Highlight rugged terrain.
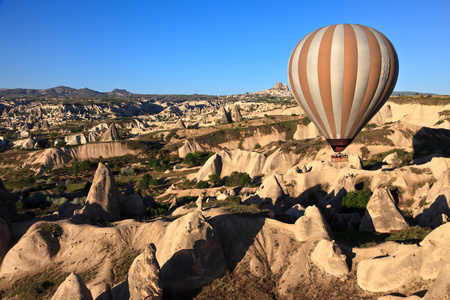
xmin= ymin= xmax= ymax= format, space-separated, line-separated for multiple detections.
xmin=0 ymin=84 xmax=449 ymax=299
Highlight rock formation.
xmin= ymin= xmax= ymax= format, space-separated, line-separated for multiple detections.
xmin=0 ymin=178 xmax=17 ymax=219
xmin=294 ymin=205 xmax=333 ymax=242
xmin=414 ymin=169 xmax=450 ymax=228
xmin=230 ymin=104 xmax=242 ymax=123
xmin=157 ymin=211 xmax=226 ymax=292
xmin=0 ymin=222 xmax=60 ymax=276
xmin=359 ymin=188 xmax=409 ymax=233
xmin=217 ymin=106 xmax=231 ymax=124
xmin=51 ymin=272 xmax=93 ymax=300
xmin=175 ymin=119 xmax=186 ymax=129
xmin=100 ymin=123 xmax=120 ymax=142
xmin=77 ymin=162 xmax=123 ymax=221
xmin=311 ymin=239 xmax=349 ymax=277
xmin=127 ymin=243 xmax=163 ymax=300
xmin=178 ymin=139 xmax=205 ymax=158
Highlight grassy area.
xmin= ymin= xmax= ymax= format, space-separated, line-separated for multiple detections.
xmin=334 ymin=226 xmax=432 ymax=248
xmin=1 ymin=263 xmax=69 ymax=300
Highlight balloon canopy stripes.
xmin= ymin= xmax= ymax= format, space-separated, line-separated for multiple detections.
xmin=288 ymin=24 xmax=399 ymax=152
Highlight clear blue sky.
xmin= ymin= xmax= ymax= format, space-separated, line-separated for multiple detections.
xmin=0 ymin=0 xmax=449 ymax=95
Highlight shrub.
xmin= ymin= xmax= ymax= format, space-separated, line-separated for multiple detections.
xmin=16 ymin=200 xmax=25 ymax=211
xmin=341 ymin=190 xmax=372 ymax=214
xmin=148 ymin=177 xmax=159 ymax=186
xmin=72 ymin=197 xmax=86 ymax=206
xmin=225 ymin=171 xmax=252 ymax=187
xmin=120 ymin=167 xmax=136 ymax=176
xmin=254 ymin=143 xmax=261 ymax=149
xmin=208 ymin=174 xmax=224 ymax=187
xmin=196 ymin=180 xmax=209 ymax=189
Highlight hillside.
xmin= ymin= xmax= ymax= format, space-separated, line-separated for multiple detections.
xmin=0 ymin=84 xmax=449 ymax=299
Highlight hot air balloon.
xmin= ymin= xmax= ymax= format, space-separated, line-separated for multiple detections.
xmin=288 ymin=24 xmax=399 ymax=153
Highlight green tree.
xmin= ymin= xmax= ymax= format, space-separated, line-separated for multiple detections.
xmin=196 ymin=180 xmax=209 ymax=189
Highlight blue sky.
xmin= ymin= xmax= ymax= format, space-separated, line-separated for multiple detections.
xmin=0 ymin=0 xmax=449 ymax=95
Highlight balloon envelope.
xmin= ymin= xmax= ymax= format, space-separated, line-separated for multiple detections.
xmin=288 ymin=24 xmax=399 ymax=152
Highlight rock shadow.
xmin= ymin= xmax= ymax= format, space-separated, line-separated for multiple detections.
xmin=416 ymin=194 xmax=449 ymax=227
xmin=412 ymin=127 xmax=450 ymax=163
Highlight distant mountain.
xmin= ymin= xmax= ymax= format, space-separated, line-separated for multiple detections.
xmin=0 ymin=86 xmax=134 ymax=99
xmin=392 ymin=91 xmax=437 ymax=96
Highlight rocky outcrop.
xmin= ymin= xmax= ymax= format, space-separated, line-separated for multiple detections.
xmin=294 ymin=206 xmax=333 ymax=242
xmin=0 ymin=222 xmax=60 ymax=276
xmin=0 ymin=178 xmax=17 ymax=220
xmin=100 ymin=123 xmax=120 ymax=142
xmin=359 ymin=188 xmax=409 ymax=233
xmin=175 ymin=119 xmax=186 ymax=129
xmin=414 ymin=170 xmax=450 ymax=228
xmin=357 ymin=244 xmax=423 ymax=293
xmin=193 ymin=149 xmax=266 ymax=181
xmin=77 ymin=162 xmax=123 ymax=221
xmin=157 ymin=211 xmax=226 ymax=292
xmin=311 ymin=239 xmax=349 ymax=277
xmin=262 ymin=149 xmax=299 ymax=175
xmin=230 ymin=105 xmax=242 ymax=123
xmin=51 ymin=272 xmax=93 ymax=300
xmin=357 ymin=222 xmax=450 ymax=294
xmin=284 ymin=204 xmax=306 ymax=221
xmin=217 ymin=107 xmax=231 ymax=124
xmin=127 ymin=243 xmax=163 ymax=300
xmin=178 ymin=140 xmax=205 ymax=158
xmin=30 ymin=142 xmax=140 ymax=168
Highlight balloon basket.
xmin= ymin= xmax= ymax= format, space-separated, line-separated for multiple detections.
xmin=331 ymin=153 xmax=348 ymax=163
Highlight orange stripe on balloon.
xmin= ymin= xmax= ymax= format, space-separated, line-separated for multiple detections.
xmin=298 ymin=29 xmax=329 ymax=137
xmin=347 ymin=26 xmax=381 ymax=138
xmin=341 ymin=24 xmax=358 ymax=139
xmin=367 ymin=32 xmax=399 ymax=121
xmin=318 ymin=25 xmax=337 ymax=138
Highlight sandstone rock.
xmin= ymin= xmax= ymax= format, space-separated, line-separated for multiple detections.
xmin=100 ymin=123 xmax=120 ymax=142
xmin=122 ymin=194 xmax=146 ymax=217
xmin=218 ymin=106 xmax=230 ymax=124
xmin=423 ymin=263 xmax=450 ymax=300
xmin=230 ymin=104 xmax=242 ymax=123
xmin=78 ymin=162 xmax=123 ymax=221
xmin=178 ymin=140 xmax=205 ymax=158
xmin=294 ymin=206 xmax=333 ymax=242
xmin=175 ymin=119 xmax=186 ymax=129
xmin=219 ymin=149 xmax=266 ymax=178
xmin=360 ymin=189 xmax=409 ymax=233
xmin=0 ymin=216 xmax=10 ymax=265
xmin=382 ymin=152 xmax=400 ymax=165
xmin=357 ymin=244 xmax=423 ymax=293
xmin=284 ymin=204 xmax=306 ymax=221
xmin=262 ymin=149 xmax=299 ymax=175
xmin=51 ymin=272 xmax=93 ymax=300
xmin=127 ymin=243 xmax=163 ymax=300
xmin=311 ymin=239 xmax=349 ymax=277
xmin=195 ymin=154 xmax=222 ymax=182
xmin=0 ymin=178 xmax=17 ymax=219
xmin=415 ymin=170 xmax=450 ymax=228
xmin=256 ymin=175 xmax=284 ymax=203
xmin=56 ymin=201 xmax=82 ymax=218
xmin=419 ymin=222 xmax=450 ymax=280
xmin=157 ymin=211 xmax=226 ymax=292
xmin=0 ymin=223 xmax=60 ymax=275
